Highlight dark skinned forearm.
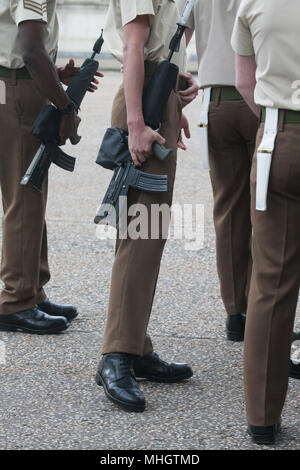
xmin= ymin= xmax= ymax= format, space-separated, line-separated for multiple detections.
xmin=19 ymin=20 xmax=69 ymax=109
xmin=23 ymin=47 xmax=69 ymax=109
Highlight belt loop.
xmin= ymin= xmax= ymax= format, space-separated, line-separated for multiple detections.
xmin=11 ymin=70 xmax=17 ymax=86
xmin=278 ymin=109 xmax=285 ymax=132
xmin=214 ymin=87 xmax=221 ymax=106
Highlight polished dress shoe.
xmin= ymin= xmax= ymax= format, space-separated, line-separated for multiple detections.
xmin=290 ymin=360 xmax=300 ymax=379
xmin=226 ymin=312 xmax=246 ymax=342
xmin=248 ymin=422 xmax=281 ymax=445
xmin=0 ymin=308 xmax=69 ymax=334
xmin=95 ymin=353 xmax=146 ymax=412
xmin=133 ymin=352 xmax=193 ymax=383
xmin=38 ymin=298 xmax=78 ymax=321
xmin=290 ymin=334 xmax=300 ymax=379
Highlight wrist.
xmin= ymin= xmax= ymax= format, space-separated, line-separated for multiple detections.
xmin=57 ymin=99 xmax=76 ymax=115
xmin=56 ymin=66 xmax=63 ymax=82
xmin=127 ymin=115 xmax=145 ymax=130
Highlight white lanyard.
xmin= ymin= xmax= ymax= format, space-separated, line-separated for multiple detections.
xmin=198 ymin=87 xmax=211 ymax=170
xmin=256 ymin=108 xmax=279 ymax=211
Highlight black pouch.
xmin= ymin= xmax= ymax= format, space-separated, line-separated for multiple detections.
xmin=31 ymin=104 xmax=60 ymax=143
xmin=96 ymin=127 xmax=131 ymax=170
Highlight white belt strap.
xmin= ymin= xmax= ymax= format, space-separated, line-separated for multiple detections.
xmin=256 ymin=108 xmax=279 ymax=211
xmin=198 ymin=87 xmax=211 ymax=170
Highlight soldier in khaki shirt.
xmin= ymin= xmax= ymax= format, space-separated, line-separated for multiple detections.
xmin=231 ymin=0 xmax=300 ymax=445
xmin=0 ymin=1 xmax=100 ymax=333
xmin=95 ymin=0 xmax=199 ymax=413
xmin=176 ymin=0 xmax=259 ymax=341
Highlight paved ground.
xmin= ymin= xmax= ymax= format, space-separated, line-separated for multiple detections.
xmin=0 ymin=71 xmax=299 ymax=450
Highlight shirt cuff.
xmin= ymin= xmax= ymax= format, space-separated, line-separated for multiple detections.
xmin=120 ymin=0 xmax=155 ymax=27
xmin=231 ymin=22 xmax=254 ymax=56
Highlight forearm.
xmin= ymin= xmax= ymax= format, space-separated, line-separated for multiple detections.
xmin=23 ymin=47 xmax=69 ymax=109
xmin=238 ymin=84 xmax=260 ymax=118
xmin=123 ymin=43 xmax=145 ymax=129
xmin=184 ymin=27 xmax=193 ymax=46
xmin=235 ymin=53 xmax=260 ymax=118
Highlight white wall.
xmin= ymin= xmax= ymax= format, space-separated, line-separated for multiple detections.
xmin=56 ymin=0 xmax=197 ymax=71
xmin=57 ymin=2 xmax=109 ymax=56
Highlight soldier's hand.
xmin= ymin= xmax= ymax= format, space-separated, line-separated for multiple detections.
xmin=59 ymin=112 xmax=80 ymax=146
xmin=128 ymin=122 xmax=165 ymax=166
xmin=179 ymin=72 xmax=200 ymax=107
xmin=58 ymin=59 xmax=104 ymax=92
xmin=178 ymin=113 xmax=190 ymax=151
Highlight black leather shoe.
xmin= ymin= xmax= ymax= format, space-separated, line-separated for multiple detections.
xmin=95 ymin=353 xmax=146 ymax=412
xmin=226 ymin=313 xmax=246 ymax=342
xmin=290 ymin=360 xmax=300 ymax=379
xmin=133 ymin=352 xmax=193 ymax=383
xmin=38 ymin=298 xmax=78 ymax=321
xmin=0 ymin=308 xmax=69 ymax=334
xmin=248 ymin=422 xmax=281 ymax=445
xmin=290 ymin=333 xmax=300 ymax=379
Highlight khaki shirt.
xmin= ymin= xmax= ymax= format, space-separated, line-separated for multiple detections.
xmin=176 ymin=0 xmax=241 ymax=88
xmin=231 ymin=0 xmax=300 ymax=111
xmin=104 ymin=0 xmax=186 ymax=73
xmin=0 ymin=0 xmax=59 ymax=69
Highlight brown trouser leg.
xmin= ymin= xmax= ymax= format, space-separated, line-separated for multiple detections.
xmin=245 ymin=122 xmax=300 ymax=426
xmin=208 ymin=99 xmax=259 ymax=315
xmin=0 ymin=77 xmax=50 ymax=315
xmin=102 ymin=84 xmax=182 ymax=356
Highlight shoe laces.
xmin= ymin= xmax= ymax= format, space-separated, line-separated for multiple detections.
xmin=116 ymin=357 xmax=136 ymax=384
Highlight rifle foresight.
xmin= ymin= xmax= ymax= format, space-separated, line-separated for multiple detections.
xmin=91 ymin=29 xmax=104 ymax=59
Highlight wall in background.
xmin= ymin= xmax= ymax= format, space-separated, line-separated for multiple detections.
xmin=56 ymin=0 xmax=197 ymax=71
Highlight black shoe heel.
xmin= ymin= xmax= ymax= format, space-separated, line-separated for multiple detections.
xmin=226 ymin=313 xmax=246 ymax=342
xmin=250 ymin=433 xmax=275 ymax=445
xmin=227 ymin=330 xmax=244 ymax=342
xmin=290 ymin=367 xmax=300 ymax=379
xmin=248 ymin=422 xmax=281 ymax=445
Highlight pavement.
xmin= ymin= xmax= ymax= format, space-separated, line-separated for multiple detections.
xmin=0 ymin=71 xmax=299 ymax=451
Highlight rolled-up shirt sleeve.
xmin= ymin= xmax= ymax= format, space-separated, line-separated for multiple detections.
xmin=231 ymin=2 xmax=254 ymax=56
xmin=10 ymin=0 xmax=48 ymax=25
xmin=119 ymin=0 xmax=155 ymax=27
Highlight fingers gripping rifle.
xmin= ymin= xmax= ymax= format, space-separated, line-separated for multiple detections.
xmin=94 ymin=128 xmax=169 ymax=228
xmin=21 ymin=31 xmax=104 ymax=192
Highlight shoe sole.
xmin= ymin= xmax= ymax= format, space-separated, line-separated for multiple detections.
xmin=227 ymin=331 xmax=244 ymax=342
xmin=249 ymin=434 xmax=276 ymax=445
xmin=95 ymin=372 xmax=146 ymax=413
xmin=135 ymin=370 xmax=193 ymax=383
xmin=0 ymin=322 xmax=70 ymax=335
